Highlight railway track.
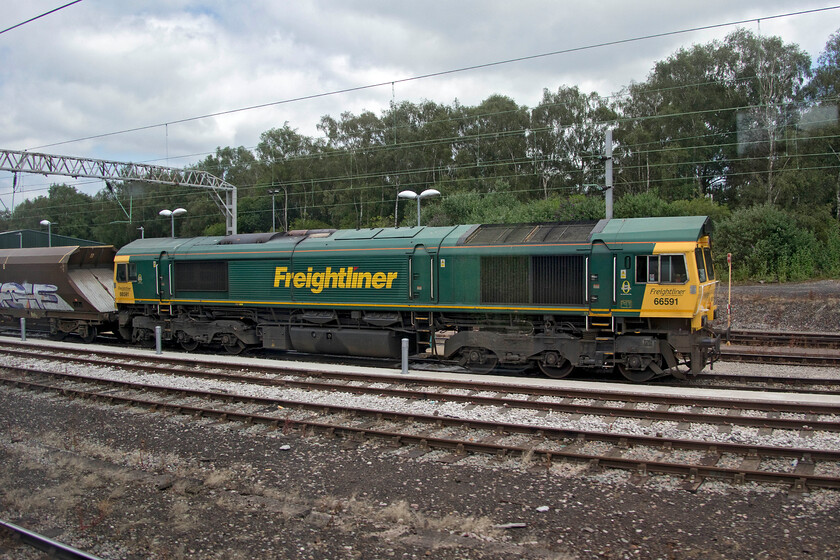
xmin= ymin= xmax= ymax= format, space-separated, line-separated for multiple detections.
xmin=721 ymin=329 xmax=840 ymax=350
xmin=719 ymin=344 xmax=840 ymax=367
xmin=1 ymin=344 xmax=839 ymax=432
xmin=2 ymin=342 xmax=840 ymax=492
xmin=4 ymin=328 xmax=840 ymax=370
xmin=0 ymin=519 xmax=102 ymax=560
xmin=688 ymin=371 xmax=840 ymax=394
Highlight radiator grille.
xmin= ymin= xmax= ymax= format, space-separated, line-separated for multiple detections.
xmin=480 ymin=256 xmax=529 ymax=303
xmin=174 ymin=261 xmax=228 ymax=292
xmin=532 ymin=256 xmax=586 ymax=304
xmin=480 ymin=255 xmax=585 ymax=305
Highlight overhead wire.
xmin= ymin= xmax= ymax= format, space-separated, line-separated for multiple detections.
xmin=0 ymin=0 xmax=83 ymax=36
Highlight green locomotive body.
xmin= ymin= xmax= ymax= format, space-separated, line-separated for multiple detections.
xmin=114 ymin=216 xmax=719 ymax=381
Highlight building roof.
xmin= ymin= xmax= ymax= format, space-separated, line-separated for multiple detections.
xmin=0 ymin=229 xmax=106 ymax=249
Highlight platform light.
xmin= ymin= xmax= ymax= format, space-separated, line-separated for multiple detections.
xmin=159 ymin=208 xmax=187 ymax=237
xmin=39 ymin=219 xmax=51 ymax=247
xmin=398 ymin=189 xmax=440 ymax=226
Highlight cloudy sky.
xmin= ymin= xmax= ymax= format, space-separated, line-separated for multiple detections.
xmin=1 ymin=0 xmax=839 ymax=211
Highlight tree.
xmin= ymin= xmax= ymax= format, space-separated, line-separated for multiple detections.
xmin=11 ymin=184 xmax=96 ymax=240
xmin=617 ymin=30 xmax=811 ymax=207
xmin=804 ymin=30 xmax=840 ymax=219
xmin=530 ymin=86 xmax=616 ymax=198
xmin=256 ymin=124 xmax=322 ymax=231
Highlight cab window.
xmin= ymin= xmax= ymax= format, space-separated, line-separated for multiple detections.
xmin=695 ymin=249 xmax=707 ymax=283
xmin=116 ymin=263 xmax=138 ymax=282
xmin=636 ymin=255 xmax=687 ymax=284
xmin=636 ymin=255 xmax=658 ymax=283
xmin=703 ymin=247 xmax=715 ymax=281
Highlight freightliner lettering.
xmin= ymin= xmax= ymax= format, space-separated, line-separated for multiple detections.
xmin=273 ymin=266 xmax=398 ymax=294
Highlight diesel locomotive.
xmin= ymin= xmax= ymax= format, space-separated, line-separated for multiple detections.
xmin=113 ymin=216 xmax=720 ymax=382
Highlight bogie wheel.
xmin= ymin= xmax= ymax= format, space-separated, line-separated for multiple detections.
xmin=50 ymin=331 xmax=69 ymax=341
xmin=80 ymin=326 xmax=98 ymax=344
xmin=223 ymin=339 xmax=246 ymax=355
xmin=459 ymin=347 xmax=498 ymax=374
xmin=133 ymin=329 xmax=156 ymax=348
xmin=616 ymin=354 xmax=661 ymax=383
xmin=538 ymin=360 xmax=574 ymax=379
xmin=179 ymin=338 xmax=200 ymax=352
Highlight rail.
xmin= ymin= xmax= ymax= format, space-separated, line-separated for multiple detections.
xmin=0 ymin=519 xmax=103 ymax=560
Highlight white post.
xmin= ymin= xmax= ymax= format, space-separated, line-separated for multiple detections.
xmin=155 ymin=326 xmax=162 ymax=354
xmin=401 ymin=338 xmax=409 ymax=374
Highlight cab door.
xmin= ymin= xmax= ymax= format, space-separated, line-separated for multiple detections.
xmin=409 ymin=245 xmax=436 ymax=305
xmin=157 ymin=252 xmax=173 ymax=302
xmin=588 ymin=242 xmax=616 ymax=318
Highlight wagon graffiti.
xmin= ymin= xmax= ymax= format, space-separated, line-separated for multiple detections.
xmin=0 ymin=282 xmax=74 ymax=311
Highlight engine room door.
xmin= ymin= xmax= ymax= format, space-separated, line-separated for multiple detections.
xmin=588 ymin=243 xmax=615 ymax=316
xmin=409 ymin=245 xmax=435 ymax=305
xmin=157 ymin=252 xmax=173 ymax=302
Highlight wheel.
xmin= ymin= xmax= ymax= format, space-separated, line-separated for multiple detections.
xmin=117 ymin=325 xmax=133 ymax=341
xmin=179 ymin=338 xmax=200 ymax=352
xmin=50 ymin=331 xmax=69 ymax=341
xmin=617 ymin=364 xmax=656 ymax=383
xmin=459 ymin=347 xmax=498 ymax=374
xmin=538 ymin=360 xmax=574 ymax=379
xmin=133 ymin=329 xmax=156 ymax=348
xmin=80 ymin=326 xmax=98 ymax=344
xmin=223 ymin=340 xmax=245 ymax=355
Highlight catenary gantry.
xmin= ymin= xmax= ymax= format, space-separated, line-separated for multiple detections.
xmin=0 ymin=149 xmax=237 ymax=235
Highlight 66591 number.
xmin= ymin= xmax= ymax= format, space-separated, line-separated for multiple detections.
xmin=653 ymin=297 xmax=678 ymax=306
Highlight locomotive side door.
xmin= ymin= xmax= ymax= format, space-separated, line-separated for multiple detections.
xmin=157 ymin=252 xmax=173 ymax=302
xmin=408 ymin=245 xmax=436 ymax=305
xmin=588 ymin=242 xmax=615 ymax=319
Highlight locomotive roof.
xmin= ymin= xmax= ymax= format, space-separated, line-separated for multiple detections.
xmin=117 ymin=216 xmax=712 ymax=255
xmin=595 ymin=216 xmax=712 ymax=243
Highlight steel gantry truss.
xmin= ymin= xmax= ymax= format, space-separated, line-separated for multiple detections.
xmin=0 ymin=149 xmax=238 ymax=235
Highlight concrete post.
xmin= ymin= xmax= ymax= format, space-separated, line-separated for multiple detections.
xmin=401 ymin=338 xmax=409 ymax=374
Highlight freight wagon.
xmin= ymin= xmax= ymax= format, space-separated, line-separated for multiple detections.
xmin=0 ymin=245 xmax=118 ymax=341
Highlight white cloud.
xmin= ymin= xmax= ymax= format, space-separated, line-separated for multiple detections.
xmin=1 ymin=0 xmax=838 ymax=210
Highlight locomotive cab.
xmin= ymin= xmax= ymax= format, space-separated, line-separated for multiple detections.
xmin=637 ymin=235 xmax=717 ymax=329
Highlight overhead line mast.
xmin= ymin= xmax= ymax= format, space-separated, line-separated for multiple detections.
xmin=0 ymin=149 xmax=237 ymax=235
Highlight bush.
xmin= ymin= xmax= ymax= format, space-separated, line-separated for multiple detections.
xmin=714 ymin=204 xmax=826 ymax=281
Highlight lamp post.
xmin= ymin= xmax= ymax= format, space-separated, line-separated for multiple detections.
xmin=397 ymin=189 xmax=440 ymax=226
xmin=159 ymin=208 xmax=187 ymax=237
xmin=268 ymin=188 xmax=281 ymax=233
xmin=39 ymin=219 xmax=52 ymax=247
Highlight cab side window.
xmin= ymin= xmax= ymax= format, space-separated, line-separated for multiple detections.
xmin=703 ymin=247 xmax=715 ymax=281
xmin=636 ymin=255 xmax=687 ymax=284
xmin=636 ymin=255 xmax=659 ymax=283
xmin=695 ymin=249 xmax=707 ymax=283
xmin=662 ymin=255 xmax=687 ymax=283
xmin=116 ymin=263 xmax=138 ymax=282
